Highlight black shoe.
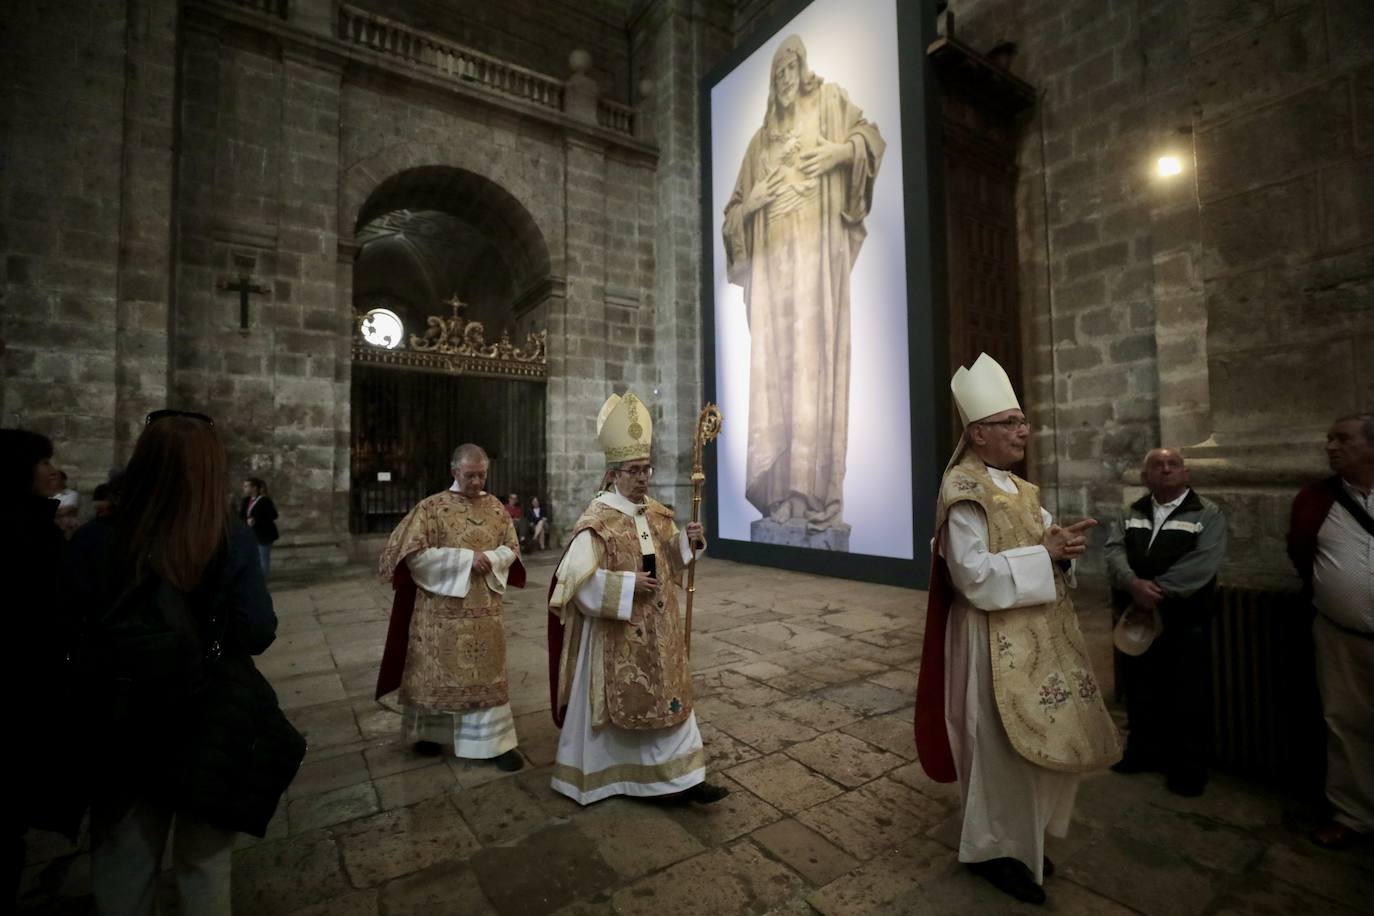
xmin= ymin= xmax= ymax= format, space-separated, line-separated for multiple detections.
xmin=493 ymin=749 xmax=525 ymax=772
xmin=968 ymin=858 xmax=1046 ymax=905
xmin=413 ymin=741 xmax=443 ymax=756
xmin=684 ymin=782 xmax=730 ymax=804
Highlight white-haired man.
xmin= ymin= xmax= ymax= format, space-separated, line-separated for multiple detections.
xmin=915 ymin=353 xmax=1121 ymax=905
xmin=376 ymin=443 xmax=526 ymax=771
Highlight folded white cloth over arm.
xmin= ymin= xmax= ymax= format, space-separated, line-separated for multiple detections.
xmin=406 ymin=547 xmax=476 ymax=598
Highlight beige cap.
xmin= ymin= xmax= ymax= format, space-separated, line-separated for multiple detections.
xmin=597 ymin=391 xmax=653 ymax=463
xmin=950 ymin=353 xmax=1021 ymax=426
xmin=1113 ymin=605 xmax=1162 ymax=657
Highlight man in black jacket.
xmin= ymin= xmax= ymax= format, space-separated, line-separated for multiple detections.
xmin=1104 ymin=448 xmax=1228 ymax=796
xmin=239 ymin=477 xmax=279 ymax=576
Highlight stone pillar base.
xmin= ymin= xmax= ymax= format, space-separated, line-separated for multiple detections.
xmin=750 ymin=519 xmax=851 ymax=552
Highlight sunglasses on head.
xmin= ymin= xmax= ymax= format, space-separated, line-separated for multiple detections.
xmin=145 ymin=409 xmax=215 ymax=428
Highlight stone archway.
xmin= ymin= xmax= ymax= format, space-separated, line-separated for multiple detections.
xmin=347 ymin=166 xmax=553 ymax=537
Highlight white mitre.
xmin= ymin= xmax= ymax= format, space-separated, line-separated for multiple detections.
xmin=950 ymin=352 xmax=1021 ymax=426
xmin=597 ymin=390 xmax=653 ymax=462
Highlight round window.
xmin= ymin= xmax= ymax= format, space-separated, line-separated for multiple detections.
xmin=360 ymin=308 xmax=404 ymax=349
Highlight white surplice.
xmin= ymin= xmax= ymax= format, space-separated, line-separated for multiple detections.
xmin=942 ymin=466 xmax=1079 ymax=885
xmin=399 ymin=484 xmax=520 ymax=759
xmin=550 ymin=494 xmax=706 ymax=805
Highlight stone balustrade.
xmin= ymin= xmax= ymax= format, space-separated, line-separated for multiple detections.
xmin=336 ymin=3 xmax=567 ymax=115
xmin=230 ymin=0 xmax=287 ymax=18
xmin=597 ymin=98 xmax=636 ymax=136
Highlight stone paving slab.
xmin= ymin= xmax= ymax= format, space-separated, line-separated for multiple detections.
xmin=19 ymin=556 xmax=1374 ymax=915
xmin=726 ymin=752 xmax=845 ymax=814
xmin=608 ymin=841 xmax=806 ymax=916
xmin=753 ymin=818 xmax=860 ymax=886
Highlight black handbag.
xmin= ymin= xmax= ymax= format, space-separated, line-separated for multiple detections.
xmin=176 ymin=608 xmax=307 ymax=837
xmin=80 ymin=576 xmax=209 ymax=738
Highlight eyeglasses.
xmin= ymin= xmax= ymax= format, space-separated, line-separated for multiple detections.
xmin=976 ymin=417 xmax=1029 ymax=431
xmin=146 ymin=409 xmax=215 ymax=428
xmin=617 ymin=465 xmax=654 ymax=479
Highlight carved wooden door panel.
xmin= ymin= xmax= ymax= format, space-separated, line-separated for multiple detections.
xmin=931 ymin=36 xmax=1035 ymax=441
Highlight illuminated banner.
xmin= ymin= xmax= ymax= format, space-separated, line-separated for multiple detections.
xmin=701 ymin=0 xmax=946 ymax=586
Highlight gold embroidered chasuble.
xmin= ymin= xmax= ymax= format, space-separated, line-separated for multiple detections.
xmin=550 ymin=495 xmax=693 ymax=730
xmin=937 ymin=452 xmax=1121 ymax=773
xmin=378 ymin=490 xmax=518 ymax=712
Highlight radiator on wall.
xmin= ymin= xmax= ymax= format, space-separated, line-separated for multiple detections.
xmin=1209 ymin=585 xmax=1325 ymax=796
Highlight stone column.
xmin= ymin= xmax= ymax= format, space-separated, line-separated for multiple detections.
xmin=633 ymin=0 xmax=732 ymax=512
xmin=269 ymin=46 xmax=348 ymax=565
xmin=546 ymin=134 xmax=611 ymax=531
xmin=114 ymin=0 xmax=181 ymax=457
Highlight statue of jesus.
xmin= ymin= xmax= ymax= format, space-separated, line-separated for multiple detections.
xmin=723 ymin=35 xmax=885 ymax=543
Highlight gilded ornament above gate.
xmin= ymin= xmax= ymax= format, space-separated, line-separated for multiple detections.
xmin=353 ymin=295 xmax=547 ymax=380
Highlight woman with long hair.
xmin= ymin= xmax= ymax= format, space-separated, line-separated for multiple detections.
xmin=65 ymin=411 xmax=278 ymax=916
xmin=2 ymin=429 xmax=78 ymax=901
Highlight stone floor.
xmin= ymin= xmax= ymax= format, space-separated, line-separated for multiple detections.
xmin=19 ymin=553 xmax=1374 ymax=914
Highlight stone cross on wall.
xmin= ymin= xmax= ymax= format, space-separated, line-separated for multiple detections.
xmin=218 ymin=274 xmax=269 ymax=332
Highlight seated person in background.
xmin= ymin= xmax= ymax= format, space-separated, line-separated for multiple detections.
xmin=505 ymin=492 xmax=531 ymax=550
xmin=529 ymin=497 xmax=550 ymax=551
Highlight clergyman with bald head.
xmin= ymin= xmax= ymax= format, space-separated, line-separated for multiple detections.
xmin=1103 ymin=447 xmax=1228 ymax=796
xmin=722 ymin=35 xmax=885 ymax=540
xmin=375 ymin=442 xmax=527 ymax=772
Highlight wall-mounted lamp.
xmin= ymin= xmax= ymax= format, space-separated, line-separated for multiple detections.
xmin=1157 ymin=155 xmax=1184 ymax=177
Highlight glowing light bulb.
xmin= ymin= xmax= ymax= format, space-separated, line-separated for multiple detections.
xmin=1157 ymin=156 xmax=1183 ymax=177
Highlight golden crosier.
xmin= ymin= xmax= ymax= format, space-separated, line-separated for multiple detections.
xmin=685 ymin=403 xmax=723 ymax=655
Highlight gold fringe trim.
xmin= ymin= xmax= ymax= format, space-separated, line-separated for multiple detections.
xmin=551 ymin=747 xmax=705 ymax=793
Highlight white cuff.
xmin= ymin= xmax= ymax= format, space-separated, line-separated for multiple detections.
xmin=1004 ymin=546 xmax=1058 ymax=606
xmin=573 ymin=568 xmax=635 ymax=620
xmin=484 ymin=545 xmax=517 ymax=593
xmin=406 ymin=547 xmax=475 ymax=598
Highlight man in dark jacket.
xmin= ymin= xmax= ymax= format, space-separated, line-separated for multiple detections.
xmin=1104 ymin=448 xmax=1228 ymax=796
xmin=239 ymin=477 xmax=279 ymax=576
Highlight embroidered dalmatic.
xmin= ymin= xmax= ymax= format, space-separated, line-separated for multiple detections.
xmin=377 ymin=487 xmax=521 ymax=759
xmin=915 ymin=448 xmax=1120 ymax=883
xmin=546 ymin=490 xmax=704 ymax=804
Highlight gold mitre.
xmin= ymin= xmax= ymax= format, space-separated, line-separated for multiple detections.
xmin=597 ymin=390 xmax=653 ymax=462
xmin=951 ymin=352 xmax=1021 ymax=426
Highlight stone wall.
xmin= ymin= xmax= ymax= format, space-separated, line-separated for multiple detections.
xmin=11 ymin=1 xmax=1363 ymax=584
xmin=0 ymin=0 xmax=178 ymax=492
xmin=944 ymin=0 xmax=1374 ymax=587
xmin=1 ymin=0 xmax=676 ymax=562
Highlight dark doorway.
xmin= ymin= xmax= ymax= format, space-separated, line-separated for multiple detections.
xmin=350 ymin=366 xmax=546 ymax=533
